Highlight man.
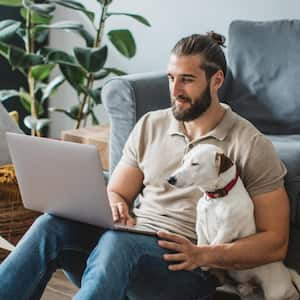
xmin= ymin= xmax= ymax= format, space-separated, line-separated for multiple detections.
xmin=0 ymin=32 xmax=289 ymax=300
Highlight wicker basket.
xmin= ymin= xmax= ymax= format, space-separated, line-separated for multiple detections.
xmin=0 ymin=164 xmax=40 ymax=261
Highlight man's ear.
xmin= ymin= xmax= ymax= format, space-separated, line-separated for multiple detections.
xmin=211 ymin=70 xmax=224 ymax=90
xmin=215 ymin=152 xmax=233 ymax=175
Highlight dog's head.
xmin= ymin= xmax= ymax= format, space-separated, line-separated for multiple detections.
xmin=167 ymin=144 xmax=233 ymax=192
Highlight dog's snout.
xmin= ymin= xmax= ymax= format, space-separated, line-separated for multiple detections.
xmin=167 ymin=176 xmax=177 ymax=185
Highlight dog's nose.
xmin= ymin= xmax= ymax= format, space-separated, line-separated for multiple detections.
xmin=167 ymin=176 xmax=177 ymax=185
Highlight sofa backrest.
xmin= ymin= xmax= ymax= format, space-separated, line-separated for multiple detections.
xmin=227 ymin=20 xmax=300 ymax=134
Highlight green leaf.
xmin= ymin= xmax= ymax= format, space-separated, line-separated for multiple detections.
xmin=90 ymin=88 xmax=102 ymax=104
xmin=59 ymin=64 xmax=85 ymax=91
xmin=93 ymin=69 xmax=109 ymax=80
xmin=97 ymin=0 xmax=113 ymax=5
xmin=91 ymin=110 xmax=100 ymax=125
xmin=19 ymin=91 xmax=31 ymax=112
xmin=46 ymin=50 xmax=77 ymax=66
xmin=24 ymin=116 xmax=49 ymax=130
xmin=0 ymin=0 xmax=22 ymax=6
xmin=107 ymin=29 xmax=136 ymax=58
xmin=37 ymin=22 xmax=95 ymax=47
xmin=23 ymin=0 xmax=56 ymax=17
xmin=42 ymin=75 xmax=65 ymax=102
xmin=36 ymin=118 xmax=50 ymax=131
xmin=74 ymin=46 xmax=107 ymax=73
xmin=0 ymin=42 xmax=9 ymax=59
xmin=34 ymin=29 xmax=49 ymax=45
xmin=24 ymin=115 xmax=37 ymax=129
xmin=52 ymin=0 xmax=95 ymax=23
xmin=106 ymin=13 xmax=151 ymax=27
xmin=9 ymin=47 xmax=44 ymax=69
xmin=104 ymin=67 xmax=127 ymax=76
xmin=20 ymin=8 xmax=53 ymax=24
xmin=93 ymin=67 xmax=126 ymax=80
xmin=0 ymin=20 xmax=21 ymax=42
xmin=0 ymin=89 xmax=19 ymax=102
xmin=31 ymin=64 xmax=55 ymax=81
xmin=50 ymin=104 xmax=81 ymax=120
xmin=81 ymin=87 xmax=101 ymax=104
xmin=19 ymin=91 xmax=44 ymax=115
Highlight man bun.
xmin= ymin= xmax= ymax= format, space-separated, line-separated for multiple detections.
xmin=207 ymin=31 xmax=226 ymax=48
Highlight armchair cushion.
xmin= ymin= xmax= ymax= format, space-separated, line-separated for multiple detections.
xmin=227 ymin=20 xmax=300 ymax=134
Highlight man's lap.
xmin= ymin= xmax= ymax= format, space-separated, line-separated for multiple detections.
xmin=38 ymin=214 xmax=217 ymax=299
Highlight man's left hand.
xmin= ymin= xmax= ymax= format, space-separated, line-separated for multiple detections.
xmin=157 ymin=231 xmax=208 ymax=271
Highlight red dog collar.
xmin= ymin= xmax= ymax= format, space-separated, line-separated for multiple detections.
xmin=205 ymin=166 xmax=239 ymax=199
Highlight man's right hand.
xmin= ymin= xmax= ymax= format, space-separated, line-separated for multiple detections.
xmin=110 ymin=200 xmax=136 ymax=226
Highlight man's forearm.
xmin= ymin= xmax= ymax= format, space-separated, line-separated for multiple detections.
xmin=202 ymin=231 xmax=287 ymax=270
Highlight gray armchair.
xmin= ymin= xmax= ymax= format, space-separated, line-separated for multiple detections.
xmin=102 ymin=20 xmax=300 ymax=299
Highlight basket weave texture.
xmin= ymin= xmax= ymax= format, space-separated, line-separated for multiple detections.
xmin=0 ymin=164 xmax=40 ymax=261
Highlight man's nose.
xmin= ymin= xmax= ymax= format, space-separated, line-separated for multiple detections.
xmin=170 ymin=80 xmax=183 ymax=98
xmin=167 ymin=176 xmax=177 ymax=185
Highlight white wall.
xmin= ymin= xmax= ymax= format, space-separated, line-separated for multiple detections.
xmin=49 ymin=0 xmax=300 ymax=137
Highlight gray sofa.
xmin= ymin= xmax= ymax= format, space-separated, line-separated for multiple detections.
xmin=102 ymin=19 xmax=300 ymax=299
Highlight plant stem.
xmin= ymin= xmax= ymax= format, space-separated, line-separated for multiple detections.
xmin=75 ymin=3 xmax=108 ymax=129
xmin=26 ymin=7 xmax=39 ymax=136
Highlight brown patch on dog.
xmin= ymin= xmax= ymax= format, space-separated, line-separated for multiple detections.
xmin=215 ymin=152 xmax=233 ymax=175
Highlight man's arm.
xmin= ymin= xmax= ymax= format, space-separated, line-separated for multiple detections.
xmin=107 ymin=162 xmax=144 ymax=225
xmin=158 ymin=186 xmax=290 ymax=271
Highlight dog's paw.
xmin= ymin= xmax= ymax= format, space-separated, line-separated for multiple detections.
xmin=237 ymin=283 xmax=255 ymax=296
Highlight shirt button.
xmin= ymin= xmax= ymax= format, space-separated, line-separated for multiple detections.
xmin=188 ymin=144 xmax=194 ymax=149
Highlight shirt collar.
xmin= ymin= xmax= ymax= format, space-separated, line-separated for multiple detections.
xmin=167 ymin=103 xmax=237 ymax=141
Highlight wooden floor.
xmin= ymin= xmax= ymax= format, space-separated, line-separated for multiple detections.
xmin=41 ymin=270 xmax=78 ymax=300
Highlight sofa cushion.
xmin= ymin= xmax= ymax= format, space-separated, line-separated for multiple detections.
xmin=227 ymin=20 xmax=300 ymax=134
xmin=0 ymin=103 xmax=23 ymax=166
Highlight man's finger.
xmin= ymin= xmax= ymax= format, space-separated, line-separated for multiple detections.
xmin=117 ymin=202 xmax=128 ymax=219
xmin=158 ymin=240 xmax=182 ymax=252
xmin=111 ymin=205 xmax=120 ymax=222
xmin=163 ymin=253 xmax=186 ymax=262
xmin=168 ymin=261 xmax=189 ymax=271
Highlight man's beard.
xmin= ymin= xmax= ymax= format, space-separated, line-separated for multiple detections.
xmin=171 ymin=83 xmax=212 ymax=122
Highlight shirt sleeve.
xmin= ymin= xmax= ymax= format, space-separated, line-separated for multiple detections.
xmin=242 ymin=134 xmax=287 ymax=198
xmin=119 ymin=114 xmax=148 ymax=168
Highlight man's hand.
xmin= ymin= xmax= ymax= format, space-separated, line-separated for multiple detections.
xmin=110 ymin=200 xmax=136 ymax=226
xmin=157 ymin=231 xmax=208 ymax=271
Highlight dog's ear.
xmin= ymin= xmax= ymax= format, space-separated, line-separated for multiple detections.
xmin=215 ymin=152 xmax=233 ymax=175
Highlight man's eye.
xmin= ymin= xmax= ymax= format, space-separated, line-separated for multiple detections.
xmin=182 ymin=78 xmax=193 ymax=83
xmin=191 ymin=162 xmax=199 ymax=166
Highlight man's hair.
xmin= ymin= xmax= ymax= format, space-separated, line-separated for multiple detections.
xmin=171 ymin=31 xmax=227 ymax=80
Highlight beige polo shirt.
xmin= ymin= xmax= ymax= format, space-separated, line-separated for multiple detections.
xmin=120 ymin=104 xmax=287 ymax=240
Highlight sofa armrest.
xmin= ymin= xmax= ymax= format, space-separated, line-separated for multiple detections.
xmin=101 ymin=72 xmax=170 ymax=175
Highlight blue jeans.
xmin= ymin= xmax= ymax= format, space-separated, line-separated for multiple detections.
xmin=0 ymin=214 xmax=216 ymax=300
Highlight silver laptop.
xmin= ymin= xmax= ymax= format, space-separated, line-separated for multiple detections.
xmin=6 ymin=132 xmax=156 ymax=236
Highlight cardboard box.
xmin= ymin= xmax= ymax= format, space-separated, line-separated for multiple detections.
xmin=61 ymin=125 xmax=110 ymax=170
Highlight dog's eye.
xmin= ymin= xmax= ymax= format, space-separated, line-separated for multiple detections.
xmin=191 ymin=162 xmax=199 ymax=166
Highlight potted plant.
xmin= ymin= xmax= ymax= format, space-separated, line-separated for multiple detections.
xmin=0 ymin=0 xmax=61 ymax=136
xmin=47 ymin=0 xmax=151 ymax=129
xmin=0 ymin=0 xmax=151 ymax=135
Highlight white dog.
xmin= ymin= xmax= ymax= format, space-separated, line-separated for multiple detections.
xmin=167 ymin=144 xmax=300 ymax=300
